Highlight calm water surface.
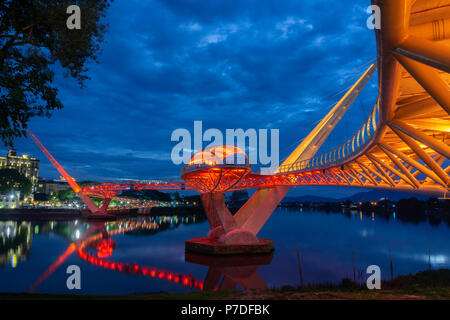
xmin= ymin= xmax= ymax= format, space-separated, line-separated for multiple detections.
xmin=1 ymin=208 xmax=449 ymax=294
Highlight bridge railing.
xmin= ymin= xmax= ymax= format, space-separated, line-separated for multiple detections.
xmin=119 ymin=179 xmax=185 ymax=185
xmin=276 ymin=100 xmax=379 ymax=174
xmin=81 ymin=179 xmax=187 ymax=192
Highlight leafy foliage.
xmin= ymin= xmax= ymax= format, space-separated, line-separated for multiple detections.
xmin=57 ymin=187 xmax=74 ymax=201
xmin=0 ymin=168 xmax=32 ymax=195
xmin=0 ymin=0 xmax=112 ymax=146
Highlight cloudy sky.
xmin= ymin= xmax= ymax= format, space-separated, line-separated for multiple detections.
xmin=4 ymin=0 xmax=380 ymax=198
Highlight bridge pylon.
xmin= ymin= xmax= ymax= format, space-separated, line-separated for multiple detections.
xmin=185 ymin=189 xmax=290 ymax=254
xmin=26 ymin=128 xmax=115 ymax=219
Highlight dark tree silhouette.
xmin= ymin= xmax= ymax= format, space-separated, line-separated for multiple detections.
xmin=0 ymin=0 xmax=113 ymax=146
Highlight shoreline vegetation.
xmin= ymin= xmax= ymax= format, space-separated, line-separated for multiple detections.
xmin=1 ymin=269 xmax=449 ymax=300
xmin=278 ymin=197 xmax=450 ymax=225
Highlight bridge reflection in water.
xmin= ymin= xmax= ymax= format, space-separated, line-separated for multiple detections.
xmin=2 ymin=208 xmax=450 ymax=294
xmin=186 ymin=253 xmax=272 ymax=291
xmin=27 ymin=217 xmax=274 ymax=292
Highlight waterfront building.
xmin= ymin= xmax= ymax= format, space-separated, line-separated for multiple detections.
xmin=0 ymin=150 xmax=40 ymax=196
xmin=35 ymin=178 xmax=71 ymax=196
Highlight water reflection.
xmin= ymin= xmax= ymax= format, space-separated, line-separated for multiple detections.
xmin=186 ymin=253 xmax=273 ymax=291
xmin=0 ymin=208 xmax=449 ymax=294
xmin=18 ymin=215 xmax=206 ymax=292
xmin=0 ymin=215 xmax=203 ymax=268
xmin=75 ymin=220 xmax=204 ymax=290
xmin=12 ymin=215 xmax=273 ymax=292
xmin=0 ymin=221 xmax=32 ymax=268
xmin=75 ymin=218 xmax=274 ymax=291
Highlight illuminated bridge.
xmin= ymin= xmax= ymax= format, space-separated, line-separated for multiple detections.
xmin=28 ymin=0 xmax=449 ymax=251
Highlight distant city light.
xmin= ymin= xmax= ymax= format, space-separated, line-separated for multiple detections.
xmin=11 ymin=254 xmax=17 ymax=268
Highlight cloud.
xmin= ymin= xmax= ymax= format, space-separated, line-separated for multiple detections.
xmin=8 ymin=0 xmax=378 ymax=197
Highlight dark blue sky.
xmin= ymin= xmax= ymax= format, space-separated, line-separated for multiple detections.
xmin=4 ymin=0 xmax=380 ymax=198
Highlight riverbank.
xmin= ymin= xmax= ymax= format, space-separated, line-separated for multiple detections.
xmin=0 ymin=208 xmax=82 ymax=221
xmin=1 ymin=269 xmax=449 ymax=300
xmin=0 ymin=206 xmax=205 ymax=221
xmin=218 ymin=268 xmax=450 ymax=300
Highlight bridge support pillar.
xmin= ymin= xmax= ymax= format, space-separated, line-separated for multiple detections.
xmin=81 ymin=195 xmax=118 ymax=219
xmin=200 ymin=193 xmax=225 ymax=239
xmin=99 ymin=198 xmax=113 ymax=213
xmin=186 ymin=188 xmax=289 ymax=255
xmin=199 ymin=193 xmax=259 ymax=245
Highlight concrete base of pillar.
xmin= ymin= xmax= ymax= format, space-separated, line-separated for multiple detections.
xmin=185 ymin=237 xmax=273 ymax=255
xmin=218 ymin=228 xmax=259 ymax=245
xmin=207 ymin=226 xmax=224 ymax=238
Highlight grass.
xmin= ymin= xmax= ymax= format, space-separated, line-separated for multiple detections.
xmin=1 ymin=269 xmax=449 ymax=300
xmin=266 ymin=269 xmax=450 ymax=299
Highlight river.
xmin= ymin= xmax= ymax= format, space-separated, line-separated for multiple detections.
xmin=0 ymin=208 xmax=449 ymax=294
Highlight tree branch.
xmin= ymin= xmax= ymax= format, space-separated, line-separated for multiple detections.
xmin=0 ymin=24 xmax=39 ymax=58
xmin=0 ymin=30 xmax=19 ymax=56
xmin=21 ymin=24 xmax=37 ymax=32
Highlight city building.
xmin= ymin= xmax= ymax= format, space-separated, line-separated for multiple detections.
xmin=36 ymin=178 xmax=71 ymax=196
xmin=0 ymin=149 xmax=40 ymax=194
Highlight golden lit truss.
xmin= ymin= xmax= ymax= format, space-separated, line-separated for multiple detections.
xmin=270 ymin=0 xmax=450 ymax=197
